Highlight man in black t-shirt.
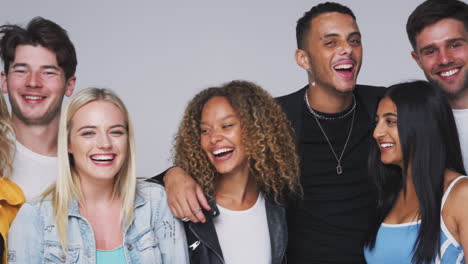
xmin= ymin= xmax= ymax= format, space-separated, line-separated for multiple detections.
xmin=155 ymin=2 xmax=384 ymax=263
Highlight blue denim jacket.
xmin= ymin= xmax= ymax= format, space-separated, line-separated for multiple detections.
xmin=7 ymin=181 xmax=188 ymax=263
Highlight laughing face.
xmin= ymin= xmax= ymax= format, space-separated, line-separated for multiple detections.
xmin=297 ymin=12 xmax=362 ymax=94
xmin=1 ymin=45 xmax=75 ymax=125
xmin=200 ymin=96 xmax=248 ymax=178
xmin=412 ymin=18 xmax=468 ymax=103
xmin=68 ymin=100 xmax=128 ymax=183
xmin=373 ymin=97 xmax=403 ymax=168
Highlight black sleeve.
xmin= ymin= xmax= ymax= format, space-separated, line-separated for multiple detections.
xmin=147 ymin=168 xmax=171 ymax=186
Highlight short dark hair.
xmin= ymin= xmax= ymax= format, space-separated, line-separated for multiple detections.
xmin=296 ymin=2 xmax=356 ymax=49
xmin=366 ymin=81 xmax=466 ymax=264
xmin=0 ymin=17 xmax=77 ymax=80
xmin=406 ymin=0 xmax=468 ymax=50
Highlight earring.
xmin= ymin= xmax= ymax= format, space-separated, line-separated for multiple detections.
xmin=311 ymin=81 xmax=316 ymax=86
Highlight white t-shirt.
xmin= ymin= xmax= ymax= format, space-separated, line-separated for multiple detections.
xmin=10 ymin=140 xmax=57 ymax=201
xmin=454 ymin=109 xmax=468 ymax=172
xmin=214 ymin=192 xmax=271 ymax=264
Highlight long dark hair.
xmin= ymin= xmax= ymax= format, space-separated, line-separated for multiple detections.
xmin=366 ymin=81 xmax=466 ymax=264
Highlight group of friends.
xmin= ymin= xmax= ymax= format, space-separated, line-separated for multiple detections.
xmin=0 ymin=0 xmax=467 ymax=263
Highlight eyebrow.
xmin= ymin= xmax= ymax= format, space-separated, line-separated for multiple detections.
xmin=383 ymin=113 xmax=397 ymax=117
xmin=320 ymin=31 xmax=361 ymax=40
xmin=10 ymin=63 xmax=61 ymax=72
xmin=200 ymin=114 xmax=237 ymax=125
xmin=77 ymin=124 xmax=126 ymax=132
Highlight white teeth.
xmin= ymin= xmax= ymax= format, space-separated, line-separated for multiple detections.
xmin=440 ymin=69 xmax=459 ymax=77
xmin=24 ymin=95 xmax=45 ymax=100
xmin=334 ymin=64 xmax=353 ymax=70
xmin=91 ymin=155 xmax=114 ymax=161
xmin=212 ymin=148 xmax=233 ymax=155
xmin=380 ymin=143 xmax=394 ymax=148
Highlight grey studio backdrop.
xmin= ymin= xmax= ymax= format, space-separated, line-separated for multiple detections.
xmin=0 ymin=0 xmax=430 ymax=177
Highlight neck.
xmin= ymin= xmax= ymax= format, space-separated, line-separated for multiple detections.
xmin=307 ymin=83 xmax=353 ymax=113
xmin=12 ymin=115 xmax=60 ymax=157
xmin=448 ymin=88 xmax=468 ymax=109
xmin=215 ymin=166 xmax=259 ymax=209
xmin=79 ymin=176 xmax=116 ymax=206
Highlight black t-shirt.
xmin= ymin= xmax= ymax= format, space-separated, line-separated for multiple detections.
xmin=286 ymin=95 xmax=375 ymax=264
xmin=0 ymin=234 xmax=4 ymax=264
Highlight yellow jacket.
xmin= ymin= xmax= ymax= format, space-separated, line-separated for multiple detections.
xmin=0 ymin=178 xmax=24 ymax=263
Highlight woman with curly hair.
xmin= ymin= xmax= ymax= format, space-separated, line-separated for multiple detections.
xmin=173 ymin=80 xmax=301 ymax=263
xmin=0 ymin=93 xmax=24 ymax=264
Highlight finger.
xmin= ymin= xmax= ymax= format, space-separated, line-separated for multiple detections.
xmin=179 ymin=192 xmax=200 ymax=223
xmin=196 ymin=185 xmax=211 ymax=211
xmin=188 ymin=193 xmax=205 ymax=223
xmin=169 ymin=204 xmax=183 ymax=219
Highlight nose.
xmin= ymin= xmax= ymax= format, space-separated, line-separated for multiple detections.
xmin=438 ymin=48 xmax=454 ymax=66
xmin=97 ymin=133 xmax=112 ymax=149
xmin=339 ymin=41 xmax=352 ymax=56
xmin=373 ymin=121 xmax=385 ymax=140
xmin=209 ymin=129 xmax=223 ymax=145
xmin=26 ymin=71 xmax=42 ymax=88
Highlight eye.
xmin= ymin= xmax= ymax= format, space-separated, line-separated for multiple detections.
xmin=200 ymin=128 xmax=209 ymax=134
xmin=349 ymin=38 xmax=361 ymax=45
xmin=386 ymin=119 xmax=397 ymax=125
xmin=222 ymin=124 xmax=234 ymax=129
xmin=450 ymin=42 xmax=462 ymax=49
xmin=110 ymin=130 xmax=125 ymax=136
xmin=423 ymin=48 xmax=435 ymax=56
xmin=325 ymin=41 xmax=336 ymax=47
xmin=81 ymin=131 xmax=95 ymax=136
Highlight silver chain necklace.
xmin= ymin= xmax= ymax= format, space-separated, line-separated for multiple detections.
xmin=304 ymin=91 xmax=356 ymax=174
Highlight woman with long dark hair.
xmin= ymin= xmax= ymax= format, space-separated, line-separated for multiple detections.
xmin=364 ymin=81 xmax=468 ymax=263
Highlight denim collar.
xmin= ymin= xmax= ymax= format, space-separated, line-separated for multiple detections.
xmin=67 ymin=190 xmax=147 ymax=218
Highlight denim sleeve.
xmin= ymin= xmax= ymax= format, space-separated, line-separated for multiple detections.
xmin=153 ymin=188 xmax=189 ymax=264
xmin=7 ymin=203 xmax=43 ymax=263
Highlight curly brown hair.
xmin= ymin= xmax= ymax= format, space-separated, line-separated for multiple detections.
xmin=174 ymin=80 xmax=301 ymax=204
xmin=0 ymin=93 xmax=14 ymax=178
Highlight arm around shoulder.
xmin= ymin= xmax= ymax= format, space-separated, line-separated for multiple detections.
xmin=7 ymin=202 xmax=44 ymax=263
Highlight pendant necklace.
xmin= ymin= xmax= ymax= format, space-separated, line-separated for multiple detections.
xmin=304 ymin=90 xmax=356 ymax=175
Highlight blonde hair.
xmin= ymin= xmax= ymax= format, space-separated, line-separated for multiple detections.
xmin=45 ymin=88 xmax=136 ymax=251
xmin=0 ymin=93 xmax=14 ymax=178
xmin=174 ymin=80 xmax=302 ymax=204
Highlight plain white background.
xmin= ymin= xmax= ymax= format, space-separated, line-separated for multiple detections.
xmin=0 ymin=0 xmax=429 ymax=177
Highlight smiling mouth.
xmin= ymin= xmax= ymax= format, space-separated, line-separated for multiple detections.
xmin=90 ymin=154 xmax=116 ymax=165
xmin=212 ymin=148 xmax=234 ymax=159
xmin=22 ymin=95 xmax=46 ymax=102
xmin=334 ymin=63 xmax=354 ymax=79
xmin=379 ymin=143 xmax=394 ymax=149
xmin=438 ymin=68 xmax=460 ymax=78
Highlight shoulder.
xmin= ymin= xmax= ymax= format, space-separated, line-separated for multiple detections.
xmin=354 ymin=84 xmax=386 ymax=102
xmin=446 ymin=176 xmax=468 ymax=204
xmin=275 ymin=85 xmax=307 ymax=107
xmin=136 ymin=179 xmax=167 ymax=202
xmin=0 ymin=178 xmax=25 ymax=206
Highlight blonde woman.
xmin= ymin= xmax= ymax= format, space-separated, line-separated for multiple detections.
xmin=8 ymin=88 xmax=188 ymax=263
xmin=0 ymin=93 xmax=24 ymax=264
xmin=173 ymin=80 xmax=301 ymax=263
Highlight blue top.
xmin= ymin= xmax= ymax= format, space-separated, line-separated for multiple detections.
xmin=97 ymin=246 xmax=126 ymax=264
xmin=364 ymin=176 xmax=466 ymax=264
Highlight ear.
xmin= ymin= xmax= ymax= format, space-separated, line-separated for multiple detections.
xmin=411 ymin=51 xmax=423 ymax=69
xmin=1 ymin=72 xmax=8 ymax=94
xmin=64 ymin=76 xmax=76 ymax=97
xmin=295 ymin=49 xmax=311 ymax=71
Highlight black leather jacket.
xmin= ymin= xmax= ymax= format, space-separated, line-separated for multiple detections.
xmin=185 ymin=198 xmax=288 ymax=264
